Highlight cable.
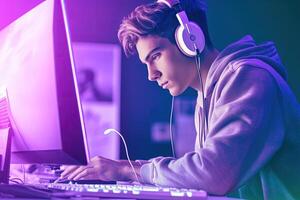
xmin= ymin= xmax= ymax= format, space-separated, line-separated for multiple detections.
xmin=195 ymin=49 xmax=208 ymax=147
xmin=169 ymin=96 xmax=176 ymax=158
xmin=104 ymin=129 xmax=140 ymax=183
xmin=197 ymin=53 xmax=208 ymax=135
xmin=168 ymin=50 xmax=207 ymax=155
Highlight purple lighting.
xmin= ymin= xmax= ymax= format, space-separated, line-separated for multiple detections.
xmin=0 ymin=0 xmax=61 ymax=151
xmin=0 ymin=0 xmax=88 ymax=165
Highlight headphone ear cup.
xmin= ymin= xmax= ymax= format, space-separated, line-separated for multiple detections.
xmin=175 ymin=22 xmax=205 ymax=57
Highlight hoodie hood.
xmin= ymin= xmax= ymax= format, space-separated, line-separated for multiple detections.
xmin=205 ymin=35 xmax=287 ymax=96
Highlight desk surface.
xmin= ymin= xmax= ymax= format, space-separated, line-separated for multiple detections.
xmin=8 ymin=165 xmax=242 ymax=200
xmin=0 ymin=183 xmax=242 ymax=200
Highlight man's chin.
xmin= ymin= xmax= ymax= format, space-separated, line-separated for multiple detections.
xmin=168 ymin=88 xmax=184 ymax=96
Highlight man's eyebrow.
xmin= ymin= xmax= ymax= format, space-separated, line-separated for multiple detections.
xmin=142 ymin=47 xmax=161 ymax=64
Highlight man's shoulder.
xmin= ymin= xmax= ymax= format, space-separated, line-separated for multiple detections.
xmin=221 ymin=58 xmax=280 ymax=82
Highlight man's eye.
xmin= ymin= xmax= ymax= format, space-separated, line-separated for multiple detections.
xmin=152 ymin=53 xmax=160 ymax=61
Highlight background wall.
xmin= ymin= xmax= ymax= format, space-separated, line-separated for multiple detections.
xmin=1 ymin=0 xmax=299 ymax=160
xmin=207 ymin=0 xmax=300 ymax=100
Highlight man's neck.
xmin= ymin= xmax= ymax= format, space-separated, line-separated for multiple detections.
xmin=191 ymin=47 xmax=219 ymax=92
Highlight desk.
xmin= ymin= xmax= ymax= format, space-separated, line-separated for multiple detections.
xmin=8 ymin=166 xmax=242 ymax=200
xmin=0 ymin=183 xmax=243 ymax=200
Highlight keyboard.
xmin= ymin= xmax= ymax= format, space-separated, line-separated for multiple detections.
xmin=46 ymin=182 xmax=208 ymax=199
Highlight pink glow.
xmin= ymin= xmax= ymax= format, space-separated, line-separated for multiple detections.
xmin=0 ymin=0 xmax=62 ymax=151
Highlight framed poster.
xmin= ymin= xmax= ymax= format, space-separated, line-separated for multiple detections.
xmin=72 ymin=42 xmax=121 ymax=159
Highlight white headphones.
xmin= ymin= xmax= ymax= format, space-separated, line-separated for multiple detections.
xmin=157 ymin=0 xmax=205 ymax=57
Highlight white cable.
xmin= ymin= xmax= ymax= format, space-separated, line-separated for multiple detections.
xmin=104 ymin=129 xmax=140 ymax=182
xmin=169 ymin=96 xmax=176 ymax=158
xmin=197 ymin=54 xmax=208 ymax=134
xmin=195 ymin=50 xmax=207 ymax=147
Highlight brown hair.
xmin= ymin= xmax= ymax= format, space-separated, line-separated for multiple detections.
xmin=118 ymin=0 xmax=212 ymax=57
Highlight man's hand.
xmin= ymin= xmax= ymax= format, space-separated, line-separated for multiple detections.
xmin=57 ymin=156 xmax=141 ymax=182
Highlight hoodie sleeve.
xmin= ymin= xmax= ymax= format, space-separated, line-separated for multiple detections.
xmin=139 ymin=65 xmax=285 ymax=195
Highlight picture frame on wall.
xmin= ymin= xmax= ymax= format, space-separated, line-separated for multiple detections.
xmin=72 ymin=42 xmax=121 ymax=159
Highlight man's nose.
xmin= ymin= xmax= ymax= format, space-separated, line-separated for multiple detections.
xmin=147 ymin=64 xmax=161 ymax=81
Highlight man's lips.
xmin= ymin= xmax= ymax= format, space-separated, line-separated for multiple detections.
xmin=159 ymin=81 xmax=168 ymax=89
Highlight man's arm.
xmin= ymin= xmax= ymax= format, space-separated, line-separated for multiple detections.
xmin=139 ymin=65 xmax=285 ymax=195
xmin=58 ymin=157 xmax=146 ymax=182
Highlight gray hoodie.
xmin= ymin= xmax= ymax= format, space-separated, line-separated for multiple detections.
xmin=140 ymin=35 xmax=300 ymax=199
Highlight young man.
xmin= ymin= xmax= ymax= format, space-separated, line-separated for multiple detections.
xmin=60 ymin=0 xmax=300 ymax=199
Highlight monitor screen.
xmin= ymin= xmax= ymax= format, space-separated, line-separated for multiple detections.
xmin=0 ymin=0 xmax=89 ymax=165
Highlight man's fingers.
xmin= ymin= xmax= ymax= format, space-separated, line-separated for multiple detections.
xmin=67 ymin=166 xmax=92 ymax=180
xmin=60 ymin=165 xmax=78 ymax=178
xmin=73 ymin=168 xmax=92 ymax=180
xmin=66 ymin=166 xmax=86 ymax=180
xmin=60 ymin=165 xmax=68 ymax=170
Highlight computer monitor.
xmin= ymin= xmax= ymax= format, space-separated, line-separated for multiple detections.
xmin=0 ymin=0 xmax=89 ymax=182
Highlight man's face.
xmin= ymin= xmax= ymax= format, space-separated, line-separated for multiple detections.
xmin=136 ymin=35 xmax=196 ymax=96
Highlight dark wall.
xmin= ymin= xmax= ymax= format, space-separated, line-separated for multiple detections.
xmin=207 ymin=0 xmax=300 ymax=101
xmin=1 ymin=0 xmax=299 ymax=160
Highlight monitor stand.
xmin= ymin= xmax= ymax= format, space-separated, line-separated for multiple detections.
xmin=0 ymin=88 xmax=12 ymax=184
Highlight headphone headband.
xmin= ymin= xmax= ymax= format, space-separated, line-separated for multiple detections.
xmin=157 ymin=0 xmax=179 ymax=8
xmin=157 ymin=0 xmax=205 ymax=56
